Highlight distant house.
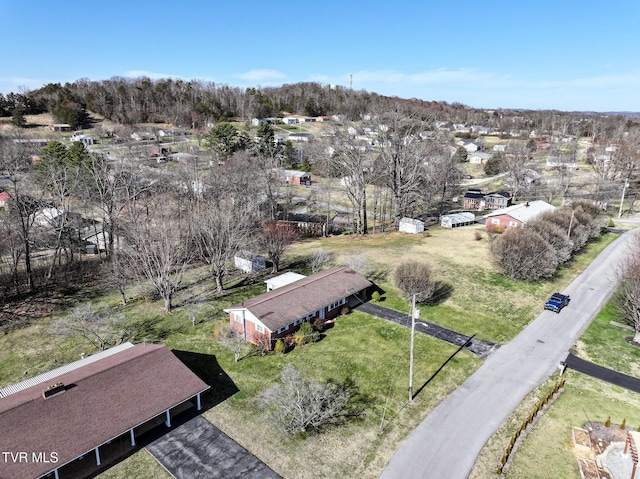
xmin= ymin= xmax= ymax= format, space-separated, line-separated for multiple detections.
xmin=224 ymin=267 xmax=371 ymax=349
xmin=483 ymin=191 xmax=512 ymax=210
xmin=465 ymin=189 xmax=513 ymax=211
xmin=288 ymin=132 xmax=314 ymax=143
xmin=463 ymin=189 xmax=485 ymax=210
xmin=440 ymin=212 xmax=476 ymax=228
xmin=462 ymin=142 xmax=479 ymax=153
xmin=485 ymin=200 xmax=555 ymax=232
xmin=0 ymin=342 xmax=209 ymax=479
xmin=234 ymin=251 xmax=266 ymax=274
xmin=251 ymin=118 xmax=270 ymax=127
xmin=492 ymin=144 xmax=507 ymax=152
xmin=70 ymin=133 xmax=94 ymax=147
xmin=131 ymin=132 xmax=155 ymax=141
xmin=282 ymin=117 xmax=298 ymax=125
xmin=273 ymin=169 xmax=311 ymax=186
xmin=168 ymin=152 xmax=198 ymax=164
xmin=277 ymin=212 xmax=326 ymax=236
xmin=468 ymin=152 xmax=491 ymax=164
xmin=546 ymin=155 xmax=578 ymax=170
xmin=398 ymin=217 xmax=425 ymax=234
xmin=265 ymin=272 xmax=306 ymax=291
xmin=49 ymin=124 xmax=72 ymax=132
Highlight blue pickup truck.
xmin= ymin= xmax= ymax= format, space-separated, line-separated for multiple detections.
xmin=544 ymin=292 xmax=571 ymax=313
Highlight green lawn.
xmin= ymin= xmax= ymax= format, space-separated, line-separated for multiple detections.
xmin=574 ymin=300 xmax=640 ymax=377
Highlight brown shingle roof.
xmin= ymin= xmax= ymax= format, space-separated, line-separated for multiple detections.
xmin=225 ymin=266 xmax=371 ymax=331
xmin=0 ymin=343 xmax=209 ymax=479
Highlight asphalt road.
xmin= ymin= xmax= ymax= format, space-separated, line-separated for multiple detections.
xmin=379 ymin=230 xmax=635 ymax=479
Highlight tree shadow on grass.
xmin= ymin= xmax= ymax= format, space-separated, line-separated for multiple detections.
xmin=129 ymin=316 xmax=187 ymax=343
xmin=423 ymin=281 xmax=454 ymax=306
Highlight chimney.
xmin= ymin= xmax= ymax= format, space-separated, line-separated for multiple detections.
xmin=43 ymin=382 xmax=65 ymax=399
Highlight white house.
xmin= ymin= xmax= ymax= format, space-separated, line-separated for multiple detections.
xmin=468 ymin=152 xmax=492 ymax=164
xmin=398 ymin=217 xmax=425 ymax=234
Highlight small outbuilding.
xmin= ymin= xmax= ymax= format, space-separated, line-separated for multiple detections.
xmin=234 ymin=251 xmax=266 ymax=274
xmin=440 ymin=212 xmax=476 ymax=228
xmin=398 ymin=217 xmax=425 ymax=234
xmin=265 ymin=272 xmax=306 ymax=291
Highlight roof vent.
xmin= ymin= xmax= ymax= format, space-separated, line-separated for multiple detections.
xmin=43 ymin=382 xmax=65 ymax=399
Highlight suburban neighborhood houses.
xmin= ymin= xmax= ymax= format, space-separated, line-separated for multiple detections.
xmin=1 ymin=77 xmax=640 ymax=479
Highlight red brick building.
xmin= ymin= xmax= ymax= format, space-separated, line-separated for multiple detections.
xmin=224 ymin=267 xmax=371 ymax=349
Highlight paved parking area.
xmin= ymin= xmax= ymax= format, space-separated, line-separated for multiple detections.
xmin=146 ymin=416 xmax=281 ymax=479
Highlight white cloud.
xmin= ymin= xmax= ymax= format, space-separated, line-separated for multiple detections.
xmin=235 ymin=69 xmax=286 ymax=82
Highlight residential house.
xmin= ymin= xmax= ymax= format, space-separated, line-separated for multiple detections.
xmin=0 ymin=342 xmax=208 ymax=479
xmin=468 ymin=152 xmax=491 ymax=164
xmin=398 ymin=217 xmax=425 ymax=234
xmin=234 ymin=251 xmax=266 ymax=274
xmin=463 ymin=189 xmax=485 ymax=210
xmin=483 ymin=191 xmax=513 ymax=210
xmin=277 ymin=212 xmax=326 ymax=236
xmin=131 ymin=131 xmax=155 ymax=141
xmin=546 ymin=155 xmax=578 ymax=170
xmin=224 ymin=267 xmax=371 ymax=349
xmin=70 ymin=133 xmax=94 ymax=147
xmin=282 ymin=117 xmax=298 ymax=125
xmin=492 ymin=144 xmax=507 ymax=152
xmin=49 ymin=124 xmax=72 ymax=132
xmin=288 ymin=132 xmax=315 ymax=143
xmin=273 ymin=169 xmax=311 ymax=186
xmin=485 ymin=200 xmax=555 ymax=232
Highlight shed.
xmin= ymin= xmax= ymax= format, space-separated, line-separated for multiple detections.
xmin=265 ymin=272 xmax=307 ymax=291
xmin=234 ymin=251 xmax=266 ymax=273
xmin=398 ymin=217 xmax=425 ymax=234
xmin=441 ymin=212 xmax=476 ymax=228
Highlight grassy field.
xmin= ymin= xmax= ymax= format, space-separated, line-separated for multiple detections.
xmin=470 ymin=371 xmax=640 ymax=479
xmin=0 ymin=226 xmax=625 ymax=478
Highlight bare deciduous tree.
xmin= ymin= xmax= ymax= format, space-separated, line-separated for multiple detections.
xmin=122 ymin=202 xmax=194 ymax=313
xmin=308 ymin=248 xmax=332 ymax=274
xmin=50 ymin=302 xmax=130 ymax=351
xmin=258 ymin=222 xmax=298 ymax=273
xmin=260 ymin=364 xmax=354 ymax=434
xmin=394 ymin=261 xmax=436 ymax=303
xmin=614 ymin=232 xmax=640 ymax=343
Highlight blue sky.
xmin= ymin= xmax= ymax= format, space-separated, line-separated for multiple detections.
xmin=1 ymin=0 xmax=638 ymax=112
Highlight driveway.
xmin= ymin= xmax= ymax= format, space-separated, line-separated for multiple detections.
xmin=356 ymin=302 xmax=499 ymax=358
xmin=146 ymin=416 xmax=281 ymax=479
xmin=380 ymin=231 xmax=634 ymax=479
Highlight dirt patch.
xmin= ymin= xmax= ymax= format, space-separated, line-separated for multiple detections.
xmin=586 ymin=422 xmax=628 ymax=455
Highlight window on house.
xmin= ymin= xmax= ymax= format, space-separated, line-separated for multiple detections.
xmin=509 ymin=221 xmax=518 ymax=227
xmin=328 ymin=297 xmax=346 ymax=311
xmin=491 ymin=218 xmax=500 ymax=225
xmin=234 ymin=313 xmax=242 ymax=323
xmin=256 ymin=323 xmax=264 ymax=333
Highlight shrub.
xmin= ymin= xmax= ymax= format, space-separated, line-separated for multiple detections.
xmin=473 ymin=231 xmax=483 ymax=241
xmin=296 ymin=321 xmax=320 ymax=345
xmin=340 ymin=305 xmax=351 ymax=315
xmin=621 ymin=418 xmax=626 ymax=430
xmin=274 ymin=339 xmax=285 ymax=354
xmin=605 ymin=416 xmax=611 ymax=427
xmin=608 ymin=218 xmax=616 ymax=228
xmin=371 ymin=291 xmax=381 ymax=302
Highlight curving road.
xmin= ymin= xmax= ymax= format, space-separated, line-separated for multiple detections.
xmin=380 ymin=230 xmax=635 ymax=479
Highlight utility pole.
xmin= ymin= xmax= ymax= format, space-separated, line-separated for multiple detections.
xmin=618 ymin=178 xmax=629 ymax=218
xmin=408 ymin=293 xmax=417 ymax=402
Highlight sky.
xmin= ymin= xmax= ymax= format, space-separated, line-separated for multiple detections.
xmin=1 ymin=0 xmax=639 ymax=112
